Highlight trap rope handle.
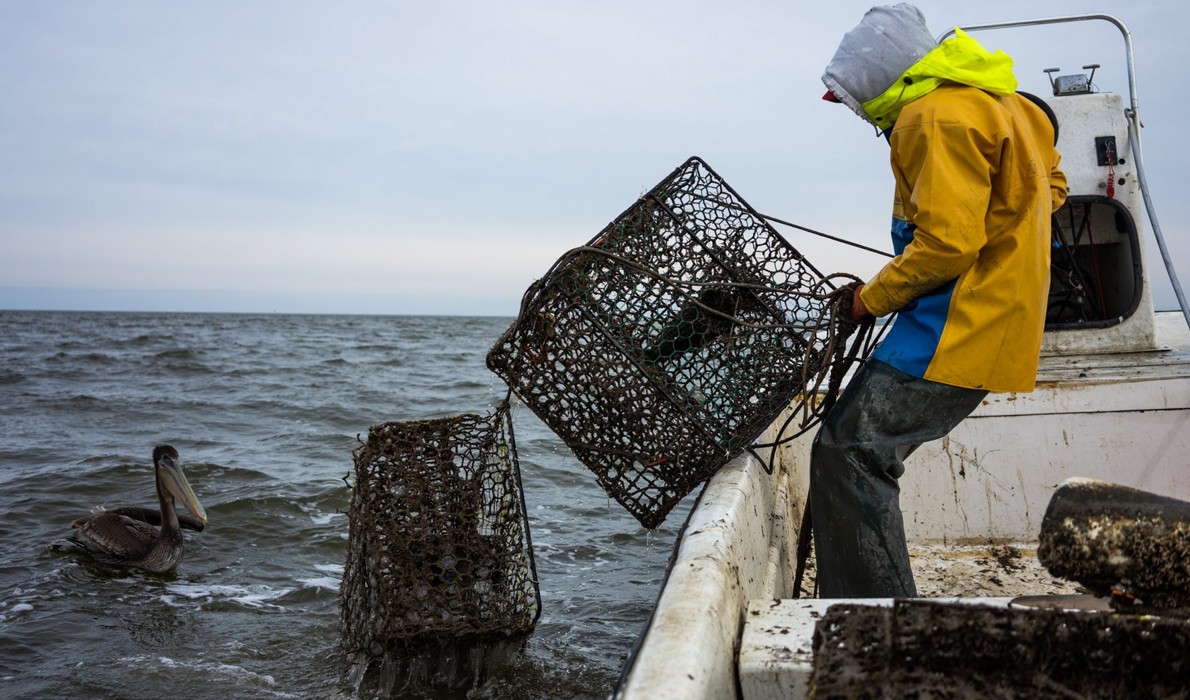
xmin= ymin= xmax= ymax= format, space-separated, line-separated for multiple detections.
xmin=506 ymin=244 xmax=887 ymax=468
xmin=749 ymin=275 xmax=888 ymax=461
xmin=523 ymin=244 xmax=853 ymax=334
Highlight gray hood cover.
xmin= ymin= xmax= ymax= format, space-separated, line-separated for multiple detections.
xmin=822 ymin=3 xmax=938 ymax=124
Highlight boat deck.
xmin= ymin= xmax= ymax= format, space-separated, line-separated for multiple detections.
xmin=616 ymin=312 xmax=1190 ymax=700
xmin=1042 ymin=313 xmax=1190 ymax=376
xmin=736 ymin=313 xmax=1190 ymax=699
xmin=739 ymin=541 xmax=1087 ymax=700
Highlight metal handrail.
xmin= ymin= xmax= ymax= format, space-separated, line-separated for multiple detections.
xmin=941 ymin=15 xmax=1190 ymax=330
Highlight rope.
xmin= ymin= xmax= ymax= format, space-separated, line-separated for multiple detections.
xmin=675 ymin=189 xmax=895 ymax=260
xmin=752 ymin=274 xmax=884 ymax=461
xmin=760 ymin=212 xmax=894 ymax=259
xmin=769 ymin=273 xmax=885 ymax=600
xmin=489 ymin=157 xmax=894 ymax=555
xmin=520 ymin=245 xmax=855 ymax=335
xmin=512 ymin=245 xmax=884 ymax=445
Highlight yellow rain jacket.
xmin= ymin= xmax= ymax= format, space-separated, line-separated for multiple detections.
xmin=856 ymin=33 xmax=1068 ymax=392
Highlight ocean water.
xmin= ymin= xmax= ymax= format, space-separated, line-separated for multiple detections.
xmin=0 ymin=311 xmax=692 ymax=699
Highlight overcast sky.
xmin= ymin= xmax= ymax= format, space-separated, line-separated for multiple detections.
xmin=2 ymin=1 xmax=1187 ymax=316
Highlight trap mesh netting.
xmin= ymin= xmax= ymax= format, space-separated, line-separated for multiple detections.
xmin=810 ymin=601 xmax=1190 ymax=698
xmin=340 ymin=404 xmax=540 ymax=654
xmin=488 ymin=156 xmax=851 ymax=529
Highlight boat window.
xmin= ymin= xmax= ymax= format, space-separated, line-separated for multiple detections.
xmin=1046 ymin=195 xmax=1143 ymax=329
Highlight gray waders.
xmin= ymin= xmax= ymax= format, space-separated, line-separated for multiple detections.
xmin=810 ymin=359 xmax=987 ymax=598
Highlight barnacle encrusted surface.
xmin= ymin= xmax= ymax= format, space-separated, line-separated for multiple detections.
xmin=811 ymin=600 xmax=1190 ymax=698
xmin=1038 ymin=477 xmax=1190 ymax=608
xmin=488 ymin=157 xmax=842 ymax=528
xmin=340 ymin=405 xmax=539 ymax=656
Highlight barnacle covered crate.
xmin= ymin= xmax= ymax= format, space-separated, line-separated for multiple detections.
xmin=810 ymin=601 xmax=1190 ymax=697
xmin=487 ymin=157 xmax=836 ymax=528
xmin=340 ymin=404 xmax=540 ymax=655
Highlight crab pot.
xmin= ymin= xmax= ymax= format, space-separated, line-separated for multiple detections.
xmin=487 ymin=157 xmax=834 ymax=528
xmin=1038 ymin=478 xmax=1190 ymax=608
xmin=340 ymin=404 xmax=540 ymax=658
xmin=810 ymin=601 xmax=1190 ymax=698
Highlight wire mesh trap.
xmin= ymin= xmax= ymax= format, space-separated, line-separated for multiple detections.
xmin=487 ymin=156 xmax=864 ymax=529
xmin=810 ymin=600 xmax=1190 ymax=698
xmin=340 ymin=403 xmax=540 ymax=656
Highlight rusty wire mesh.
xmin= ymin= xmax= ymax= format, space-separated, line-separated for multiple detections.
xmin=810 ymin=601 xmax=1190 ymax=698
xmin=487 ymin=156 xmax=845 ymax=528
xmin=340 ymin=403 xmax=540 ymax=655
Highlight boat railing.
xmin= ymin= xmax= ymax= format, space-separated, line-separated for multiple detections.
xmin=942 ymin=14 xmax=1190 ymax=330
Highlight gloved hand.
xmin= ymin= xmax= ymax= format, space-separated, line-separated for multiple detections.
xmin=850 ymin=283 xmax=873 ymax=321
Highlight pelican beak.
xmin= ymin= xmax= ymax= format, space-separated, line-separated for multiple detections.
xmin=159 ymin=454 xmax=208 ymax=524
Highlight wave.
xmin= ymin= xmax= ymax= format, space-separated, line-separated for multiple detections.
xmin=45 ymin=351 xmax=120 ymax=364
xmin=66 ymin=393 xmax=105 ymax=404
xmin=151 ymin=348 xmax=202 ymax=361
xmin=1 ymin=311 xmax=673 ymax=699
xmin=116 ymin=654 xmax=299 ymax=698
xmin=160 ymin=562 xmax=345 ymax=612
xmin=163 ymin=582 xmax=294 ymax=611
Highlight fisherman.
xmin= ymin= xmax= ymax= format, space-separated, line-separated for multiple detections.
xmin=813 ymin=3 xmax=1067 ymax=597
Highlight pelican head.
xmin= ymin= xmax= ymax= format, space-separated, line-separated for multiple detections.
xmin=154 ymin=444 xmax=207 ymax=524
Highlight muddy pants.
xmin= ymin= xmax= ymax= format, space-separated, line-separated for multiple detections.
xmin=810 ymin=359 xmax=987 ymax=598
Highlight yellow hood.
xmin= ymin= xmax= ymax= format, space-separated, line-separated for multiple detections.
xmin=862 ymin=29 xmax=1018 ymax=129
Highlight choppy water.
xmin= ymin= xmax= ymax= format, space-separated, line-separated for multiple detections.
xmin=0 ymin=311 xmax=692 ymax=699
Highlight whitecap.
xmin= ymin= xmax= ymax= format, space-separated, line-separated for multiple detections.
xmin=299 ymin=577 xmax=341 ymax=592
xmin=118 ymin=655 xmax=298 ymax=698
xmin=164 ymin=583 xmax=292 ymax=610
xmin=308 ymin=512 xmax=344 ymax=526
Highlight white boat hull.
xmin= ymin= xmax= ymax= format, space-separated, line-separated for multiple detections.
xmin=617 ymin=314 xmax=1190 ymax=700
xmin=618 ymin=14 xmax=1190 ymax=697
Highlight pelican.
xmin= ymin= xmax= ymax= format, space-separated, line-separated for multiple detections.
xmin=63 ymin=445 xmax=208 ymax=573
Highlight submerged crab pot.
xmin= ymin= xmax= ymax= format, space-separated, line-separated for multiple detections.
xmin=340 ymin=406 xmax=540 ymax=656
xmin=487 ymin=157 xmax=833 ymax=528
